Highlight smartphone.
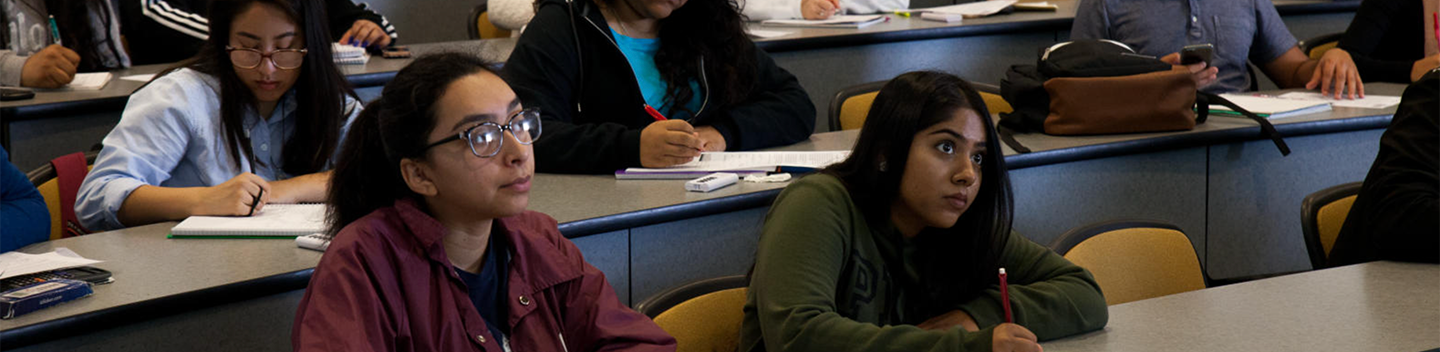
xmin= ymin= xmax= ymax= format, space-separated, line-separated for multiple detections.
xmin=1180 ymin=44 xmax=1214 ymax=66
xmin=1 ymin=87 xmax=35 ymax=101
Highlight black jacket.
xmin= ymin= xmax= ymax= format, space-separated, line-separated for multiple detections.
xmin=502 ymin=0 xmax=815 ymax=174
xmin=1328 ymin=70 xmax=1439 ymax=266
xmin=119 ymin=0 xmax=397 ymax=65
xmin=1337 ymin=0 xmax=1424 ymax=83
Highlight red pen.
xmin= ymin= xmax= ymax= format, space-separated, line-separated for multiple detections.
xmin=999 ymin=268 xmax=1013 ymax=323
xmin=644 ymin=104 xmax=668 ymax=121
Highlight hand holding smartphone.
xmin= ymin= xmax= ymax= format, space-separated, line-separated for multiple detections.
xmin=1180 ymin=43 xmax=1214 ymax=66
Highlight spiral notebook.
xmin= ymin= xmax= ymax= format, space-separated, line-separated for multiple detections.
xmin=168 ymin=204 xmax=327 ymax=238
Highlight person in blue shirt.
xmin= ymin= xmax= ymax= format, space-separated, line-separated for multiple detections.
xmin=1 ymin=146 xmax=49 ymax=252
xmin=76 ymin=0 xmax=361 ymax=232
xmin=1071 ymin=0 xmax=1365 ymax=99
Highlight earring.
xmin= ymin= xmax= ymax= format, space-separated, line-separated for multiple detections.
xmin=878 ymin=161 xmax=887 ymax=172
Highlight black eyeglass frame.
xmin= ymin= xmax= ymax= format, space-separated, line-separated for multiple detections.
xmin=421 ymin=108 xmax=543 ymax=158
xmin=225 ymin=46 xmax=309 ymax=70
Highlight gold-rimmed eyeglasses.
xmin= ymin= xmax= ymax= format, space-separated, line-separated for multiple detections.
xmin=226 ymin=46 xmax=307 ymax=70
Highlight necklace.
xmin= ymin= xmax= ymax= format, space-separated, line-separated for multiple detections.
xmin=601 ymin=5 xmax=635 ymax=37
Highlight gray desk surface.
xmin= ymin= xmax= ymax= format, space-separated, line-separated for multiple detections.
xmin=749 ymin=0 xmax=1356 ymax=52
xmin=538 ymin=130 xmax=855 ymax=235
xmin=0 ymin=222 xmax=319 ymax=346
xmin=1044 ymin=261 xmax=1440 ymax=352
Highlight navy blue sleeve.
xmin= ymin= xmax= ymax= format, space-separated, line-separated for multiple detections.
xmin=1 ymin=147 xmax=51 ymax=252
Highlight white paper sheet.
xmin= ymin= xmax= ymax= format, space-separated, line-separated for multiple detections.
xmin=1276 ymin=92 xmax=1403 ymax=110
xmin=67 ymin=72 xmax=112 ymax=90
xmin=0 ymin=248 xmax=103 ymax=280
xmin=747 ymin=29 xmax=792 ymax=39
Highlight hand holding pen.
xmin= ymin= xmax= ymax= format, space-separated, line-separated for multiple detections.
xmin=992 ymin=267 xmax=1042 ymax=352
xmin=640 ymin=105 xmax=705 ymax=168
xmin=193 ymin=173 xmax=271 ymax=217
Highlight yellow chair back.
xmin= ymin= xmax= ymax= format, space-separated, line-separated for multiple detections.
xmin=980 ymin=91 xmax=1013 ymax=114
xmin=1060 ymin=226 xmax=1206 ymax=305
xmin=1308 ymin=41 xmax=1339 ymax=60
xmin=838 ymin=92 xmax=879 ymax=131
xmin=1315 ymin=195 xmax=1356 ymax=256
xmin=35 ymin=164 xmax=95 ymax=241
xmin=476 ymin=11 xmax=511 ymax=39
xmin=653 ymin=287 xmax=747 ymax=352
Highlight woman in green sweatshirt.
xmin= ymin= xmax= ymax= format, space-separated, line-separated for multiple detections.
xmin=741 ymin=71 xmax=1108 ymax=352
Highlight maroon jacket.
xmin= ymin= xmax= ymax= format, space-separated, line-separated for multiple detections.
xmin=293 ymin=199 xmax=676 ymax=351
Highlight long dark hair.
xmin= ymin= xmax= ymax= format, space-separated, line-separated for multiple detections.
xmin=602 ymin=0 xmax=756 ymax=116
xmin=824 ymin=71 xmax=1015 ymax=320
xmin=326 ymin=53 xmax=497 ymax=235
xmin=159 ymin=0 xmax=355 ymax=176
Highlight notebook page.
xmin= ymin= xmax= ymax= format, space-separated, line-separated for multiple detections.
xmin=170 ymin=204 xmax=327 ymax=236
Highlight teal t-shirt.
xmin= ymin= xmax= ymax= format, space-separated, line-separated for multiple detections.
xmin=610 ymin=28 xmax=703 ymax=120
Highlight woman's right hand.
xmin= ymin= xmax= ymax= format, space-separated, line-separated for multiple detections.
xmin=192 ymin=173 xmax=271 ymax=216
xmin=992 ymin=323 xmax=1042 ymax=352
xmin=801 ymin=0 xmax=840 ymax=20
xmin=640 ymin=120 xmax=703 ymax=168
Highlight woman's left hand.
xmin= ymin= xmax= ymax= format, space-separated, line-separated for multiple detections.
xmin=695 ymin=126 xmax=727 ymax=152
xmin=916 ymin=309 xmax=980 ymax=332
xmin=339 ymin=20 xmax=392 ymax=48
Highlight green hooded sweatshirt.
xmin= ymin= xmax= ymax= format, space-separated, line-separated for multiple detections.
xmin=741 ymin=174 xmax=1108 ymax=352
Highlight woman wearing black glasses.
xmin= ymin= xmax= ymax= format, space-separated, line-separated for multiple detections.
xmin=293 ymin=53 xmax=675 ymax=351
xmin=76 ymin=0 xmax=359 ymax=231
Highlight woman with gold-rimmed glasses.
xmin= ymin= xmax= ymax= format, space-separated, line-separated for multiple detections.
xmin=77 ymin=0 xmax=361 ymax=232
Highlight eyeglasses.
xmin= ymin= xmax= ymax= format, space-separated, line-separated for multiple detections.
xmin=422 ymin=108 xmax=543 ymax=158
xmin=226 ymin=46 xmax=308 ymax=70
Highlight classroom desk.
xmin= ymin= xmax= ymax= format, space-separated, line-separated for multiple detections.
xmin=750 ymin=0 xmax=1361 ymax=131
xmin=1043 ymin=261 xmax=1440 ymax=352
xmin=0 ymin=82 xmax=1403 ymax=350
xmin=0 ymin=39 xmax=516 ymax=171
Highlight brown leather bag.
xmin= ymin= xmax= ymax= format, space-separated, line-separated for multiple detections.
xmin=1042 ymin=67 xmax=1198 ymax=135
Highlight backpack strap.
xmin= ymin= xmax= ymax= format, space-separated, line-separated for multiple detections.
xmin=996 ymin=124 xmax=1032 ymax=153
xmin=1197 ymin=92 xmax=1292 ymax=156
xmin=51 ymin=152 xmax=91 ymax=238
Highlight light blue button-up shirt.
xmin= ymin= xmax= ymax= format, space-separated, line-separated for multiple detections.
xmin=76 ymin=68 xmax=361 ymax=231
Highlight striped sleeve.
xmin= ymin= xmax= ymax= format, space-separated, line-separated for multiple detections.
xmin=141 ymin=0 xmax=210 ymax=40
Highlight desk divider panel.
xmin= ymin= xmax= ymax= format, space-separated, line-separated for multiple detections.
xmin=1010 ymin=147 xmax=1208 ymax=259
xmin=571 ymin=229 xmax=632 ymax=305
xmin=629 ymin=207 xmax=768 ymax=305
xmin=1207 ymin=129 xmax=1382 ymax=279
xmin=9 ymin=290 xmax=305 ymax=352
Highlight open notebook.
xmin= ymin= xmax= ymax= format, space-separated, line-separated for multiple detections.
xmin=169 ymin=204 xmax=327 ymax=238
xmin=1211 ymin=94 xmax=1333 ymax=119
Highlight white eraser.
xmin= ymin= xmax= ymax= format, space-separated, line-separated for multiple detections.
xmin=685 ymin=172 xmax=740 ymax=192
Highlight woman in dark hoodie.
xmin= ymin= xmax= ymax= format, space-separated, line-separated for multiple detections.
xmin=502 ymin=0 xmax=816 ymax=174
